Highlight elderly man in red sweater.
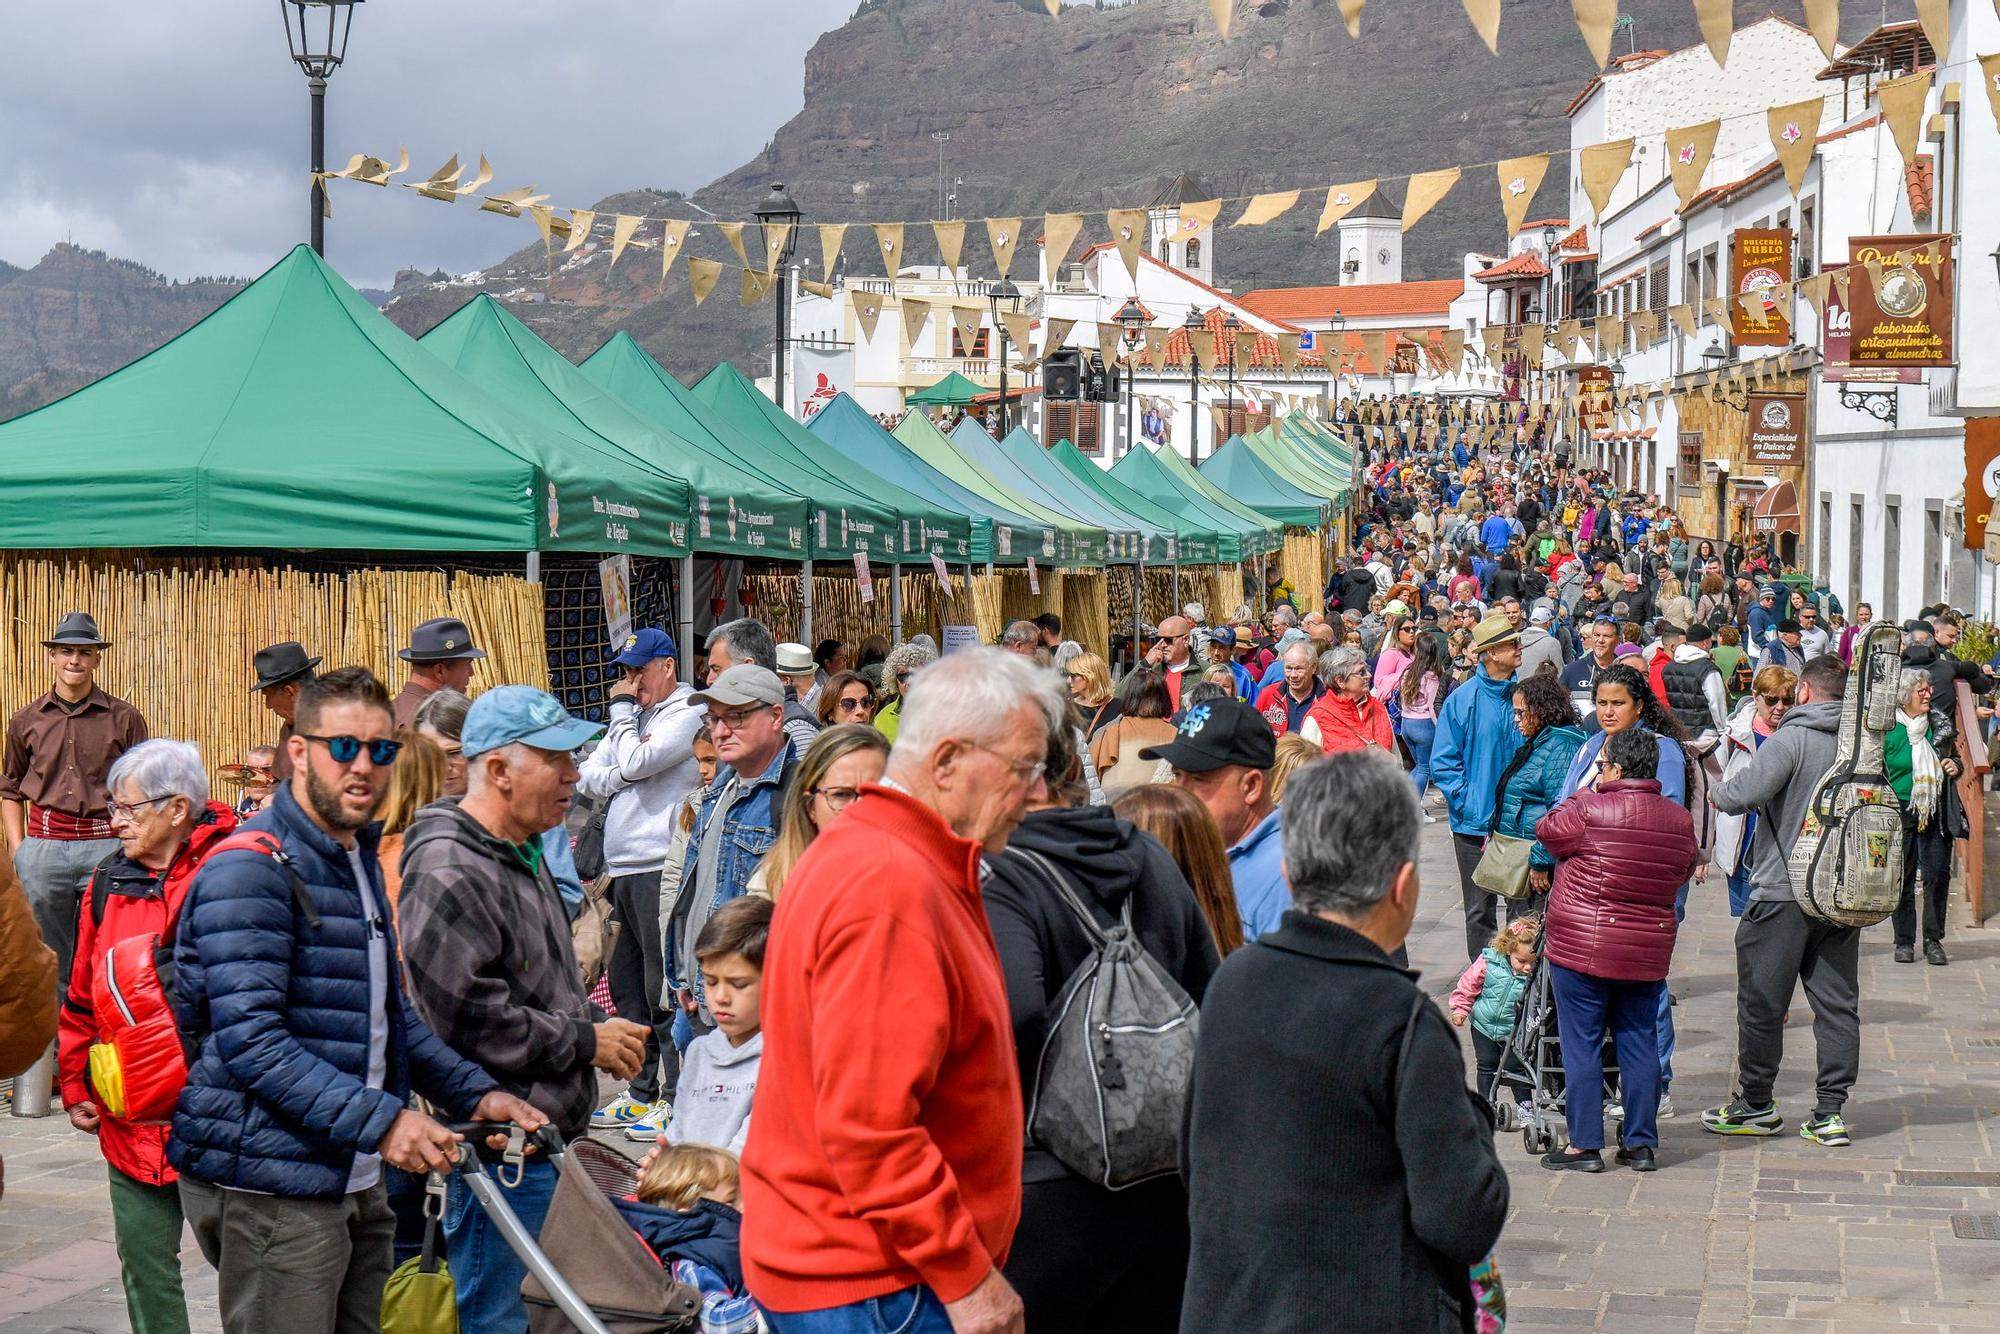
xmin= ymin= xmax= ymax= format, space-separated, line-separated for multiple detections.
xmin=742 ymin=648 xmax=1066 ymax=1334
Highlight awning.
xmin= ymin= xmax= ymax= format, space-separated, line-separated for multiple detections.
xmin=907 ymin=371 xmax=988 ymax=406
xmin=1752 ymin=480 xmax=1801 ymax=536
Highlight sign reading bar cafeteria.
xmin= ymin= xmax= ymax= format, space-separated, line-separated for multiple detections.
xmin=1745 ymin=393 xmax=1806 ymax=468
xmin=1847 ymin=234 xmax=1954 ymax=368
xmin=1730 ymin=228 xmax=1792 ymax=347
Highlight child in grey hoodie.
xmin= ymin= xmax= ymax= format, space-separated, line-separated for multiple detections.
xmin=651 ymin=896 xmax=768 ymax=1153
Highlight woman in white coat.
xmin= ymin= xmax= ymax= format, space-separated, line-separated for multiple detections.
xmin=1709 ymin=664 xmax=1797 ymax=917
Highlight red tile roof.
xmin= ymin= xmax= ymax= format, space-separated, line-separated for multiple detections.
xmin=1237 ymin=279 xmax=1462 ymax=322
xmin=1473 ymin=252 xmax=1550 ymax=281
xmin=1152 ymin=306 xmax=1331 ymax=373
xmin=1905 ymin=155 xmax=1934 ymax=222
xmin=1559 ymin=252 xmax=1598 ymax=265
xmin=1518 ymin=218 xmax=1571 ymax=231
xmin=1560 ymin=225 xmax=1591 ymax=251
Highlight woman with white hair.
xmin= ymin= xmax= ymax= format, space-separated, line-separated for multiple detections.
xmin=1884 ymin=667 xmax=1964 ymax=966
xmin=872 ymin=640 xmax=939 ymax=743
xmin=57 ymin=739 xmax=237 ymax=1334
xmin=1300 ymin=647 xmax=1395 ymax=754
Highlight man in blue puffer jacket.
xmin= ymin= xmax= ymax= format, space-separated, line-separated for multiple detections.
xmin=171 ymin=667 xmax=542 ymax=1334
xmin=1429 ymin=615 xmax=1525 ymax=960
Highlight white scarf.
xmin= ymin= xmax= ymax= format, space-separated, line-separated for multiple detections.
xmin=1902 ymin=710 xmax=1942 ymax=828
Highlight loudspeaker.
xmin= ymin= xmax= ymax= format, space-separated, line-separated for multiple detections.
xmin=1043 ymin=350 xmax=1082 ymax=401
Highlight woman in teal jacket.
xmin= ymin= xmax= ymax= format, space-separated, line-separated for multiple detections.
xmin=1490 ymin=675 xmax=1588 ymax=908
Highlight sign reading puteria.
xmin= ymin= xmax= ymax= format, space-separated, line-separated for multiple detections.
xmin=1846 ymin=234 xmax=1954 ymax=368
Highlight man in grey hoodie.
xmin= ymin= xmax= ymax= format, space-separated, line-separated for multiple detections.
xmin=1703 ymin=654 xmax=1857 ymax=1148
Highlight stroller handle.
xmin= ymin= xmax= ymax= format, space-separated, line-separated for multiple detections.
xmin=443 ymin=1120 xmax=569 ymax=1157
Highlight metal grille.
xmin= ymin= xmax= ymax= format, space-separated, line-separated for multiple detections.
xmin=1962 ymin=1037 xmax=2000 ymax=1048
xmin=1896 ymin=1171 xmax=2000 ymax=1187
xmin=1950 ymin=1215 xmax=2000 ymax=1241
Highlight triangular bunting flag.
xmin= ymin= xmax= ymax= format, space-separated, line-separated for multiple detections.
xmin=1803 ymin=0 xmax=1840 ymax=60
xmin=479 ymin=186 xmax=546 ymax=218
xmin=1442 ymin=328 xmax=1466 ymax=370
xmin=1831 ymin=268 xmax=1851 ymax=308
xmin=1206 ymin=0 xmax=1234 ymax=39
xmin=1914 ymin=0 xmax=1949 ymax=66
xmin=1000 ymin=310 xmax=1035 ymax=355
xmin=1143 ymin=326 xmax=1168 ymax=365
xmin=1233 ymin=191 xmax=1300 ymax=227
xmin=609 ymin=214 xmax=642 ymax=271
xmin=452 ymin=156 xmax=494 ymax=199
xmin=1188 ymin=328 xmax=1215 ymax=368
xmin=1107 ymin=208 xmax=1148 ymax=281
xmin=1401 ymin=168 xmax=1460 ymax=233
xmin=1981 ymin=54 xmax=2000 ymax=134
xmin=852 ymin=292 xmax=884 ymax=341
xmin=1496 ymin=154 xmax=1550 ymax=237
xmin=1876 ymin=70 xmax=1933 ymax=174
xmin=1579 ymin=139 xmax=1634 ymax=220
xmin=816 ymin=224 xmax=847 ymax=284
xmin=1097 ymin=322 xmax=1126 ymax=364
xmin=1315 ymin=181 xmax=1379 ymax=234
xmin=1799 ymin=273 xmax=1830 ymax=318
xmin=1461 ymin=0 xmax=1500 ymax=54
xmin=1337 ymin=0 xmax=1366 ymax=39
xmin=1234 ymin=330 xmax=1260 ymax=370
xmin=1556 ymin=319 xmax=1585 ymax=359
xmin=986 ymin=217 xmax=1023 ymax=278
xmin=659 ymin=219 xmax=690 ymax=278
xmin=1669 ymin=304 xmax=1697 ymax=338
xmin=1522 ymin=323 xmax=1546 ymax=364
xmin=901 ymin=298 xmax=932 ymax=346
xmin=1363 ymin=330 xmax=1387 ymax=371
xmin=564 ymin=209 xmax=596 ymax=253
xmin=527 ymin=204 xmax=562 ymax=254
xmin=1665 ymin=120 xmax=1721 ymax=209
xmin=1767 ymin=99 xmax=1823 ymax=198
xmin=740 ymin=269 xmax=773 ymax=307
xmin=413 ymin=154 xmax=464 ymax=202
xmin=1276 ymin=336 xmax=1299 ymax=377
xmin=717 ymin=221 xmax=752 ymax=271
xmin=931 ymin=220 xmax=965 ymax=274
xmin=1694 ymin=0 xmax=1732 ymax=68
xmin=1176 ymin=199 xmax=1223 ymax=241
xmin=952 ymin=306 xmax=984 ymax=358
xmin=1572 ymin=0 xmax=1616 ymax=68
xmin=1044 ymin=317 xmax=1077 ymax=351
xmin=688 ymin=258 xmax=723 ymax=306
xmin=763 ymin=222 xmax=793 ymax=278
xmin=871 ymin=223 xmax=905 ymax=277
xmin=1480 ymin=326 xmax=1503 ymax=362
xmin=1043 ymin=212 xmax=1085 ymax=271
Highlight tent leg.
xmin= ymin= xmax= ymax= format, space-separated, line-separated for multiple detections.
xmin=1134 ymin=559 xmax=1145 ymax=676
xmin=890 ymin=563 xmax=904 ymax=643
xmin=525 ymin=552 xmax=541 ymax=585
xmin=678 ymin=556 xmax=697 ymax=676
xmin=801 ymin=560 xmax=814 ymax=643
xmin=985 ymin=561 xmax=994 ymax=578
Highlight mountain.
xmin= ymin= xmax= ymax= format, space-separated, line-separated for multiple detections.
xmin=382 ymin=0 xmax=1879 ymax=380
xmin=0 ymin=245 xmax=243 ymax=421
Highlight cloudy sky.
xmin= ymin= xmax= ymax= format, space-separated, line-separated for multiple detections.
xmin=0 ymin=1 xmax=831 ymax=288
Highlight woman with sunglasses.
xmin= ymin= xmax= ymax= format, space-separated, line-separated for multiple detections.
xmin=752 ymin=725 xmax=890 ymax=899
xmin=871 ymin=641 xmax=937 ymax=743
xmin=1712 ymin=666 xmax=1796 ymax=918
xmin=59 ymin=740 xmax=238 ymax=1334
xmin=813 ymin=670 xmax=877 ymax=728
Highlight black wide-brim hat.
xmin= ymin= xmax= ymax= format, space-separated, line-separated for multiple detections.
xmin=43 ymin=612 xmax=110 ymax=648
xmin=249 ymin=641 xmax=323 ymax=692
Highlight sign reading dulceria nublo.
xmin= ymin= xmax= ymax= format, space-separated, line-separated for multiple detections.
xmin=1847 ymin=234 xmax=1954 ymax=368
xmin=1730 ymin=228 xmax=1793 ymax=348
xmin=1744 ymin=393 xmax=1806 ymax=468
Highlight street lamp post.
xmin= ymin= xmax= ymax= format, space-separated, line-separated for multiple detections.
xmin=1116 ymin=296 xmax=1147 ymax=456
xmin=990 ymin=277 xmax=1022 ymax=435
xmin=1221 ymin=311 xmax=1241 ymax=443
xmin=280 ymin=1 xmax=361 ymax=257
xmin=1184 ymin=306 xmax=1206 ymax=463
xmin=755 ymin=183 xmax=804 ymax=414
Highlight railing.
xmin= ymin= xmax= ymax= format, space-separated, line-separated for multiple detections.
xmin=1952 ymin=679 xmax=1992 ymax=926
xmin=905 ymin=357 xmax=995 ymax=377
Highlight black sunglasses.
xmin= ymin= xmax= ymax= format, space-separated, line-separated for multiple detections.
xmin=299 ymin=733 xmax=403 ymax=766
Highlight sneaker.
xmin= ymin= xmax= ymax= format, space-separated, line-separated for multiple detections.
xmin=1924 ymin=941 xmax=1948 ymax=967
xmin=622 ymin=1099 xmax=675 ymax=1142
xmin=1656 ymin=1093 xmax=1675 ymax=1120
xmin=1615 ymin=1145 xmax=1658 ymax=1172
xmin=1700 ymin=1097 xmax=1783 ymax=1136
xmin=590 ymin=1092 xmax=651 ymax=1130
xmin=1894 ymin=945 xmax=1916 ymax=963
xmin=1541 ymin=1147 xmax=1604 ymax=1173
xmin=1422 ymin=811 xmax=1438 ymax=825
xmin=1799 ymin=1112 xmax=1851 ymax=1147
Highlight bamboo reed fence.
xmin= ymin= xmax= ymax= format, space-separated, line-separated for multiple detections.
xmin=1279 ymin=532 xmax=1326 ymax=615
xmin=0 ymin=554 xmax=544 ymax=787
xmin=741 ymin=564 xmax=1109 ymax=663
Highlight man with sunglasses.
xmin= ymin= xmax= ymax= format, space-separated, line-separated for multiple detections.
xmin=577 ymin=628 xmax=706 ymax=1137
xmin=2 ymin=611 xmax=148 ymax=993
xmin=1142 ymin=615 xmax=1204 ymax=713
xmin=172 ymin=667 xmax=542 ymax=1334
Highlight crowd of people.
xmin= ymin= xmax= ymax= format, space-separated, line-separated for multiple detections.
xmin=0 ymin=412 xmax=1995 ymax=1333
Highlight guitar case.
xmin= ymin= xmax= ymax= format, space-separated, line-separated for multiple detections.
xmin=1787 ymin=622 xmax=1905 ymax=926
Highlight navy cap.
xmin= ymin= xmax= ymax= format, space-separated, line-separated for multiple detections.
xmin=463 ymin=686 xmax=603 ymax=758
xmin=1209 ymin=626 xmax=1238 ymax=650
xmin=611 ymin=627 xmax=678 ymax=669
xmin=1137 ymin=698 xmax=1277 ymax=773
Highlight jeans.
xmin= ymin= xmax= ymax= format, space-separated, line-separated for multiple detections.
xmin=1656 ymin=882 xmax=1689 ymax=1091
xmin=14 ymin=834 xmax=119 ymax=993
xmin=1402 ymin=717 xmax=1437 ymax=796
xmin=180 ymin=1176 xmax=395 ymax=1334
xmin=442 ymin=1156 xmax=558 ymax=1334
xmin=608 ymin=869 xmax=678 ymax=1101
xmin=1890 ymin=815 xmax=1953 ymax=948
xmin=1726 ymin=863 xmax=1753 ymax=917
xmin=1548 ymin=962 xmax=1664 ymax=1151
xmin=107 ymin=1166 xmax=190 ymax=1334
xmin=763 ymin=1284 xmax=954 ymax=1334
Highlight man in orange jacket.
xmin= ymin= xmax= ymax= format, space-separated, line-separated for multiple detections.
xmin=741 ymin=648 xmax=1065 ymax=1334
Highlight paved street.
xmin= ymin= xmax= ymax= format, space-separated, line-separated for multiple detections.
xmin=2 ymin=817 xmax=1996 ymax=1332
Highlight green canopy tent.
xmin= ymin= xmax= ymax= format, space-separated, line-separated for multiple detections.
xmin=893 ymin=412 xmax=1106 ymax=568
xmin=687 ymin=360 xmax=973 ymax=563
xmin=1282 ymin=412 xmax=1356 ymax=480
xmin=1046 ymin=440 xmax=1224 ymax=565
xmin=421 ymin=295 xmax=808 ymax=562
xmin=808 ymin=394 xmax=1047 ymax=566
xmin=579 ymin=332 xmax=900 ymax=564
xmin=1108 ymin=445 xmax=1277 ymax=560
xmin=0 ymin=245 xmax=690 ymax=555
xmin=1199 ymin=436 xmax=1332 ymax=528
xmin=1246 ymin=422 xmax=1350 ymax=504
xmin=1124 ymin=445 xmax=1284 ymax=555
xmin=948 ymin=421 xmax=1158 ymax=564
xmin=905 ymin=371 xmax=987 ymax=407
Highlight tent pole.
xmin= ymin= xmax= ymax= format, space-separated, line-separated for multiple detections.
xmin=890 ymin=561 xmax=904 ymax=643
xmin=525 ymin=552 xmax=541 ymax=585
xmin=801 ymin=559 xmax=814 ymax=643
xmin=1134 ymin=558 xmax=1145 ymax=676
xmin=678 ymin=555 xmax=696 ymax=677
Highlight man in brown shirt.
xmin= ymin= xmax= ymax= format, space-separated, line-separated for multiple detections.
xmin=1 ymin=613 xmax=148 ymax=989
xmin=393 ymin=617 xmax=486 ymax=728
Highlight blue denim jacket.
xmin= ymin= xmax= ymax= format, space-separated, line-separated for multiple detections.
xmin=664 ymin=741 xmax=796 ymax=998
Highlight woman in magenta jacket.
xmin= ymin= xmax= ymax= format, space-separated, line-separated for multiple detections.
xmin=1532 ymin=728 xmax=1703 ymax=1175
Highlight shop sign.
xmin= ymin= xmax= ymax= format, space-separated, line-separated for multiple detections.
xmin=1744 ymin=393 xmax=1806 ymax=468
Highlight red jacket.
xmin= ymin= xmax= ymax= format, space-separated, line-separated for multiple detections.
xmin=1304 ymin=691 xmax=1395 ymax=755
xmin=1534 ymin=780 xmax=1700 ymax=982
xmin=58 ymin=803 xmax=237 ymax=1185
xmin=740 ymin=784 xmax=1020 ymax=1312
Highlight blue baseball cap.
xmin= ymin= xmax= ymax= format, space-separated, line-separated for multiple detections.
xmin=611 ymin=627 xmax=677 ymax=668
xmin=1209 ymin=625 xmax=1238 ymax=649
xmin=463 ymin=686 xmax=603 ymax=758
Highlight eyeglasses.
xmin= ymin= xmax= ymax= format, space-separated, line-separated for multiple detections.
xmin=299 ymin=734 xmax=402 ymax=765
xmin=958 ymin=738 xmax=1047 ymax=787
xmin=708 ymin=706 xmax=773 ymax=731
xmin=836 ymin=696 xmax=872 ymax=713
xmin=894 ymin=672 xmax=913 ymax=687
xmin=108 ymin=795 xmax=175 ymax=821
xmin=809 ymin=785 xmax=864 ymax=812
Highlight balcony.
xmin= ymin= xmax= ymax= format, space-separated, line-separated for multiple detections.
xmin=904 ymin=356 xmax=996 ymax=379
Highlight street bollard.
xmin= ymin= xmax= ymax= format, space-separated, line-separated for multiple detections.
xmin=9 ymin=1041 xmax=54 ymax=1118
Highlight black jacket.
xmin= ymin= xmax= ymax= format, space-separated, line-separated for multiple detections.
xmin=982 ymin=806 xmax=1221 ymax=1184
xmin=1904 ymin=641 xmax=1995 ymax=703
xmin=1337 ymin=569 xmax=1378 ymax=615
xmin=1180 ymin=913 xmax=1508 ymax=1333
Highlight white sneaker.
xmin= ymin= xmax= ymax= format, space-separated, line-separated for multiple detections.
xmin=1422 ymin=811 xmax=1438 ymax=825
xmin=590 ymin=1092 xmax=650 ymax=1130
xmin=622 ymin=1099 xmax=674 ymax=1142
xmin=1657 ymin=1093 xmax=1676 ymax=1119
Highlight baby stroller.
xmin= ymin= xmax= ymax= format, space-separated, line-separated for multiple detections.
xmin=446 ymin=1122 xmax=702 ymax=1333
xmin=1483 ymin=950 xmax=1620 ymax=1157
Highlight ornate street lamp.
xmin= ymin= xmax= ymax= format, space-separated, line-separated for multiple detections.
xmin=754 ymin=183 xmax=804 ymax=413
xmin=1221 ymin=311 xmax=1242 ymax=443
xmin=1115 ymin=296 xmax=1147 ymax=456
xmin=280 ymin=0 xmax=362 ymax=256
xmin=1184 ymin=306 xmax=1206 ymax=463
xmin=989 ymin=277 xmax=1022 ymax=435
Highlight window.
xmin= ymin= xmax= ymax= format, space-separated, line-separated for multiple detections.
xmin=1798 ymin=199 xmax=1816 ymax=277
xmin=1883 ymin=497 xmax=1901 ymax=624
xmin=1648 ymin=260 xmax=1669 ymax=345
xmin=1157 ymin=238 xmax=1170 ymax=262
xmin=1924 ymin=501 xmax=1943 ymax=606
xmin=951 ymin=326 xmax=990 ymax=359
xmin=1700 ymin=247 xmax=1719 ymax=322
xmin=1685 ymin=255 xmax=1702 ymax=328
xmin=1849 ymin=496 xmax=1865 ymax=613
xmin=1043 ymin=399 xmax=1102 ymax=456
xmin=1818 ymin=493 xmax=1832 ymax=582
xmin=1185 ymin=239 xmax=1202 ymax=270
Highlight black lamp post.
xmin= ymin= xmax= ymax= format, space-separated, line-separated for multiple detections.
xmin=1221 ymin=311 xmax=1242 ymax=443
xmin=989 ymin=277 xmax=1022 ymax=435
xmin=280 ymin=0 xmax=361 ymax=256
xmin=755 ymin=183 xmax=804 ymax=413
xmin=1541 ymin=222 xmax=1561 ymax=327
xmin=1115 ymin=296 xmax=1147 ymax=456
xmin=1184 ymin=306 xmax=1206 ymax=463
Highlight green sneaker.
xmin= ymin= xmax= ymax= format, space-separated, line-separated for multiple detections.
xmin=1700 ymin=1097 xmax=1783 ymax=1136
xmin=1799 ymin=1112 xmax=1851 ymax=1146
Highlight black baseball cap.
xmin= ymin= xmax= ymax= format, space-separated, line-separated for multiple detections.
xmin=1138 ymin=698 xmax=1277 ymax=773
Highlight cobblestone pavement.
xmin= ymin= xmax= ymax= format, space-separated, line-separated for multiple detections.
xmin=1 ymin=816 xmax=1995 ymax=1332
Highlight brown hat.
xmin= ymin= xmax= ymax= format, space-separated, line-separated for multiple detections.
xmin=1470 ymin=614 xmax=1522 ymax=653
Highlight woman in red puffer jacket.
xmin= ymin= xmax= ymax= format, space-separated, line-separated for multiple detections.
xmin=1300 ymin=646 xmax=1395 ymax=755
xmin=57 ymin=741 xmax=236 ymax=1334
xmin=1530 ymin=728 xmax=1701 ymax=1175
